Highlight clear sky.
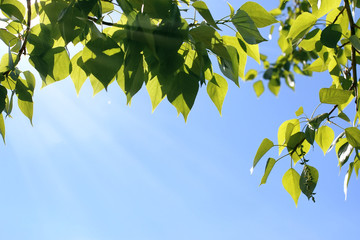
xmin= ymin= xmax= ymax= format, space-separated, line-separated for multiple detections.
xmin=1 ymin=0 xmax=359 ymax=240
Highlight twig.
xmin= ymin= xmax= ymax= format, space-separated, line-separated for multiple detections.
xmin=332 ymin=6 xmax=346 ymax=25
xmin=344 ymin=0 xmax=358 ymax=111
xmin=2 ymin=0 xmax=31 ymax=76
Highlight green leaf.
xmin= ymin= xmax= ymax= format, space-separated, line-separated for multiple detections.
xmin=300 ymin=165 xmax=319 ymax=200
xmin=345 ymin=127 xmax=360 ymax=148
xmin=344 ymin=162 xmax=354 ymax=200
xmin=70 ymin=51 xmax=89 ymax=95
xmin=167 ymin=71 xmax=199 ymax=121
xmin=253 ymin=80 xmax=264 ymax=98
xmin=319 ymin=88 xmax=352 ymax=105
xmin=282 ymin=168 xmax=301 ymax=207
xmin=207 ymin=73 xmax=228 ymax=115
xmin=354 ymin=158 xmax=360 ymax=178
xmin=308 ymin=113 xmax=329 ymax=130
xmin=0 ymin=85 xmax=6 ymax=113
xmin=305 ymin=125 xmax=315 ymax=145
xmin=251 ymin=138 xmax=274 ymax=174
xmin=240 ymin=2 xmax=278 ymax=28
xmin=287 ymin=132 xmax=305 ymax=160
xmin=222 ymin=35 xmax=247 ymax=80
xmin=0 ymin=29 xmax=17 ymax=46
xmin=58 ymin=4 xmax=86 ymax=44
xmin=189 ymin=25 xmax=229 ymax=60
xmin=82 ymin=36 xmax=124 ymax=89
xmin=0 ymin=0 xmax=25 ymax=22
xmin=309 ymin=0 xmax=341 ymax=18
xmin=260 ymin=158 xmax=276 ymax=185
xmin=338 ymin=111 xmax=351 ymax=123
xmin=117 ymin=47 xmax=145 ymax=104
xmin=304 ymin=58 xmax=327 ymax=72
xmin=295 ymin=106 xmax=303 ymax=116
xmin=245 ymin=69 xmax=257 ymax=81
xmin=192 ymin=1 xmax=219 ymax=30
xmin=231 ymin=9 xmax=267 ymax=45
xmin=320 ymin=24 xmax=342 ymax=48
xmin=0 ymin=113 xmax=5 ymax=143
xmin=287 ymin=12 xmax=317 ymax=45
xmin=29 ymin=47 xmax=71 ymax=85
xmin=315 ymin=126 xmax=335 ymax=155
xmin=349 ymin=35 xmax=360 ymax=52
xmin=278 ymin=119 xmax=300 ymax=155
xmin=146 ymin=76 xmax=165 ymax=112
xmin=15 ymin=78 xmax=33 ymax=124
xmin=336 ymin=138 xmax=353 ymax=168
xmin=237 ymin=33 xmax=260 ymax=64
xmin=217 ymin=45 xmax=239 ymax=86
xmin=299 ymin=28 xmax=321 ymax=51
xmin=227 ymin=2 xmax=235 ymax=18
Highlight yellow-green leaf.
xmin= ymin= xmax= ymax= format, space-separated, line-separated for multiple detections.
xmin=278 ymin=119 xmax=300 ymax=155
xmin=315 ymin=126 xmax=335 ymax=155
xmin=192 ymin=1 xmax=219 ymax=30
xmin=251 ymin=138 xmax=274 ymax=174
xmin=146 ymin=76 xmax=165 ymax=112
xmin=260 ymin=158 xmax=276 ymax=185
xmin=345 ymin=127 xmax=360 ymax=148
xmin=0 ymin=113 xmax=5 ymax=143
xmin=70 ymin=51 xmax=88 ymax=96
xmin=240 ymin=2 xmax=278 ymax=28
xmin=253 ymin=80 xmax=264 ymax=98
xmin=319 ymin=88 xmax=352 ymax=105
xmin=287 ymin=12 xmax=317 ymax=44
xmin=207 ymin=73 xmax=228 ymax=115
xmin=282 ymin=168 xmax=301 ymax=207
xmin=295 ymin=106 xmax=303 ymax=116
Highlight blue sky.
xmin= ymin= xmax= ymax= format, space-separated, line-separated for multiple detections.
xmin=1 ymin=0 xmax=359 ymax=239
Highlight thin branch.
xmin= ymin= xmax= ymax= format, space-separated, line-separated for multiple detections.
xmin=344 ymin=0 xmax=358 ymax=111
xmin=2 ymin=0 xmax=31 ymax=77
xmin=338 ymin=41 xmax=350 ymax=49
xmin=332 ymin=6 xmax=346 ymax=25
xmin=87 ymin=16 xmax=123 ymax=27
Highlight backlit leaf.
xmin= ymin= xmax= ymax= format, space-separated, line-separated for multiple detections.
xmin=146 ymin=76 xmax=165 ymax=112
xmin=295 ymin=106 xmax=303 ymax=116
xmin=0 ymin=113 xmax=4 ymax=143
xmin=167 ymin=71 xmax=199 ymax=121
xmin=345 ymin=127 xmax=360 ymax=148
xmin=253 ymin=80 xmax=264 ymax=98
xmin=278 ymin=119 xmax=300 ymax=155
xmin=315 ymin=126 xmax=335 ymax=155
xmin=251 ymin=138 xmax=274 ymax=174
xmin=0 ymin=0 xmax=25 ymax=22
xmin=260 ymin=158 xmax=276 ymax=185
xmin=240 ymin=2 xmax=278 ymax=28
xmin=287 ymin=12 xmax=317 ymax=45
xmin=70 ymin=51 xmax=89 ymax=95
xmin=319 ymin=88 xmax=352 ymax=105
xmin=282 ymin=168 xmax=301 ymax=207
xmin=231 ymin=9 xmax=266 ymax=45
xmin=207 ymin=73 xmax=228 ymax=115
xmin=192 ymin=1 xmax=219 ymax=30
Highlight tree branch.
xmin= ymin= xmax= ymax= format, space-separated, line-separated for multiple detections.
xmin=332 ymin=6 xmax=346 ymax=25
xmin=344 ymin=0 xmax=358 ymax=111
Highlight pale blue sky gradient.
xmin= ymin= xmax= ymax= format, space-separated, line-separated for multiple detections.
xmin=1 ymin=1 xmax=359 ymax=239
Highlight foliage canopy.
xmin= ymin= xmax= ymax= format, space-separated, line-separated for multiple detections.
xmin=1 ymin=0 xmax=360 ymax=206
